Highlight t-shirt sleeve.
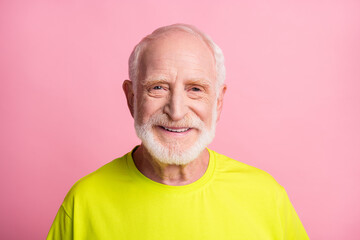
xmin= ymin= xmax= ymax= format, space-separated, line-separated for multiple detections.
xmin=46 ymin=205 xmax=73 ymax=240
xmin=277 ymin=186 xmax=309 ymax=240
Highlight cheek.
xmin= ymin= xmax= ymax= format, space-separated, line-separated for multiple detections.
xmin=195 ymin=103 xmax=216 ymax=126
xmin=136 ymin=96 xmax=164 ymax=123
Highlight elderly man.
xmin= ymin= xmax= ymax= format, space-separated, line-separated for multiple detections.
xmin=47 ymin=24 xmax=309 ymax=239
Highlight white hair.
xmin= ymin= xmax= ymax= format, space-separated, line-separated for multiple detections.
xmin=128 ymin=23 xmax=226 ymax=91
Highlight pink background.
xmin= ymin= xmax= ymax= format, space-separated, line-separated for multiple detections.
xmin=1 ymin=0 xmax=359 ymax=239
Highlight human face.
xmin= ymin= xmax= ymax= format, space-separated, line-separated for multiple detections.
xmin=127 ymin=31 xmax=225 ymax=164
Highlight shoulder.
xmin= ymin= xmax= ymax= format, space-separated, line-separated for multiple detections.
xmin=61 ymin=152 xmax=131 ymax=211
xmin=209 ymin=149 xmax=282 ymax=192
xmin=76 ymin=152 xmax=129 ymax=186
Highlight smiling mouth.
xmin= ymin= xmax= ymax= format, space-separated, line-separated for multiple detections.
xmin=160 ymin=126 xmax=191 ymax=133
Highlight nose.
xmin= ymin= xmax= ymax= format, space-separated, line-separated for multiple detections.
xmin=163 ymin=88 xmax=188 ymax=121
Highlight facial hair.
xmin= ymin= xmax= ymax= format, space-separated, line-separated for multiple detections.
xmin=134 ymin=106 xmax=217 ymax=165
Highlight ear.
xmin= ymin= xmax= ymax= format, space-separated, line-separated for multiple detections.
xmin=216 ymin=84 xmax=227 ymax=122
xmin=122 ymin=80 xmax=135 ymax=118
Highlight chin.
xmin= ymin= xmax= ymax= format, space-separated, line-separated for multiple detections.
xmin=144 ymin=137 xmax=212 ymax=165
xmin=135 ymin=122 xmax=215 ymax=165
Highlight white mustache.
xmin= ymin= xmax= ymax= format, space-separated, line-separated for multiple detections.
xmin=146 ymin=113 xmax=205 ymax=129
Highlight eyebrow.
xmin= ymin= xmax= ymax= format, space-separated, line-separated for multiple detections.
xmin=144 ymin=75 xmax=169 ymax=82
xmin=142 ymin=76 xmax=212 ymax=88
xmin=142 ymin=76 xmax=170 ymax=88
xmin=185 ymin=78 xmax=212 ymax=88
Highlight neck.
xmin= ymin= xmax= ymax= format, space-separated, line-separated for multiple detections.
xmin=132 ymin=144 xmax=209 ymax=186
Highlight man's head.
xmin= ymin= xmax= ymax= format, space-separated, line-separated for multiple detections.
xmin=123 ymin=24 xmax=226 ymax=165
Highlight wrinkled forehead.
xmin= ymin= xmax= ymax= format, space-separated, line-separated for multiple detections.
xmin=138 ymin=31 xmax=217 ymax=79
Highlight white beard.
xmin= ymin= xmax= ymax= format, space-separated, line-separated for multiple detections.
xmin=134 ymin=105 xmax=217 ymax=165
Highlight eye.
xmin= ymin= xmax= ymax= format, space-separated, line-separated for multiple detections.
xmin=152 ymin=86 xmax=163 ymax=90
xmin=191 ymin=87 xmax=201 ymax=92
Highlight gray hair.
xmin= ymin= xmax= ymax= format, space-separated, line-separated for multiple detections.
xmin=128 ymin=23 xmax=226 ymax=91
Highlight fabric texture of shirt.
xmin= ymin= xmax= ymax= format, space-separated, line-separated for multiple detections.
xmin=47 ymin=148 xmax=309 ymax=239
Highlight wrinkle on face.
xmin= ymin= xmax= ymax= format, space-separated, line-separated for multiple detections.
xmin=133 ymin=30 xmax=218 ymax=165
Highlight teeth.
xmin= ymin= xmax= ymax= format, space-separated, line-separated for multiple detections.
xmin=163 ymin=127 xmax=189 ymax=133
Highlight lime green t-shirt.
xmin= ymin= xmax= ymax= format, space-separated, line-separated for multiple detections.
xmin=47 ymin=148 xmax=309 ymax=240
